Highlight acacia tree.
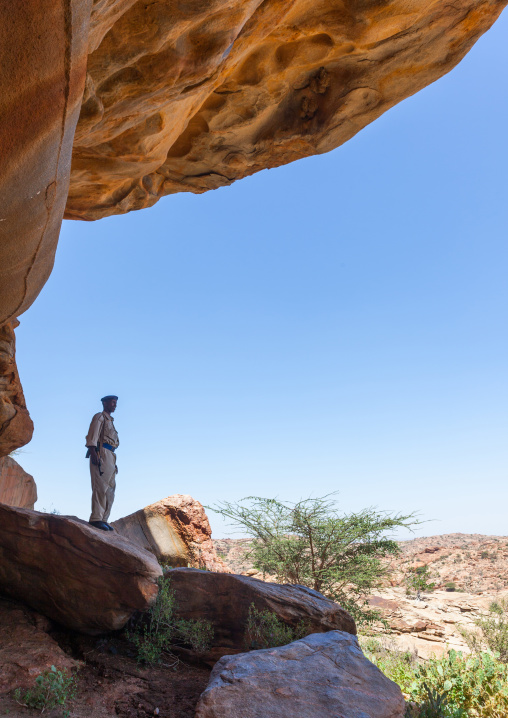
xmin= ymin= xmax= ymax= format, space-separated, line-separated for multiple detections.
xmin=210 ymin=494 xmax=420 ymax=625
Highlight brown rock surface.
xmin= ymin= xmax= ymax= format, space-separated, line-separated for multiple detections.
xmin=0 ymin=504 xmax=161 ymax=634
xmin=0 ymin=456 xmax=37 ymax=509
xmin=0 ymin=0 xmax=91 ymax=327
xmin=112 ymin=495 xmax=227 ymax=571
xmin=0 ymin=598 xmax=76 ymax=695
xmin=66 ymin=0 xmax=507 ymax=221
xmin=195 ymin=631 xmax=405 ymax=718
xmin=167 ymin=567 xmax=356 ymax=663
xmin=0 ymin=321 xmax=34 ymax=457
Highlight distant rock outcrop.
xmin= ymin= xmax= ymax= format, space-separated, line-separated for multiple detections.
xmin=167 ymin=567 xmax=356 ymax=663
xmin=195 ymin=631 xmax=405 ymax=718
xmin=112 ymin=495 xmax=227 ymax=572
xmin=0 ymin=456 xmax=37 ymax=509
xmin=0 ymin=505 xmax=161 ymax=634
xmin=0 ymin=321 xmax=33 ymax=457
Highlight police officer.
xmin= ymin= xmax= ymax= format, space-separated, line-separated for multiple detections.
xmin=85 ymin=395 xmax=119 ymax=531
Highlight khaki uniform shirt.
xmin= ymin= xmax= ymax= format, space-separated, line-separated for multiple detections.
xmin=85 ymin=412 xmax=119 ymax=449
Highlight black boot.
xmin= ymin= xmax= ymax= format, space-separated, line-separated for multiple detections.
xmin=89 ymin=520 xmax=110 ymax=531
xmin=103 ymin=523 xmax=114 ymax=531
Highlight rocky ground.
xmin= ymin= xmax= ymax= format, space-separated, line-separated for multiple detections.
xmin=214 ymin=533 xmax=508 ymax=659
xmin=0 ymin=597 xmax=210 ymax=718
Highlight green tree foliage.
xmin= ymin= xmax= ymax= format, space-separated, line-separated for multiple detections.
xmin=210 ymin=494 xmax=420 ymax=625
xmin=361 ymin=640 xmax=508 ymax=718
xmin=127 ymin=574 xmax=214 ymax=665
xmin=244 ymin=603 xmax=309 ymax=650
xmin=405 ymin=565 xmax=436 ymax=599
xmin=458 ymin=598 xmax=508 ymax=663
xmin=14 ymin=666 xmax=77 ymax=716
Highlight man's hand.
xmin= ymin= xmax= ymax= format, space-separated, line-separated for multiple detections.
xmin=88 ymin=447 xmax=100 ymax=466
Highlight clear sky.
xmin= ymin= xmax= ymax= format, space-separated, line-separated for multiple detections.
xmin=14 ymin=12 xmax=507 ymax=540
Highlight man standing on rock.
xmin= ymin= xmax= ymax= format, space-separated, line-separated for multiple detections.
xmin=85 ymin=395 xmax=119 ymax=531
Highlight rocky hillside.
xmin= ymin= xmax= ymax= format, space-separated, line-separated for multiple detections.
xmin=215 ymin=533 xmax=508 ymax=594
xmin=214 ymin=533 xmax=508 ymax=659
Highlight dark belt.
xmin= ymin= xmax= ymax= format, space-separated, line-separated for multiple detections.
xmin=102 ymin=443 xmax=116 ymax=452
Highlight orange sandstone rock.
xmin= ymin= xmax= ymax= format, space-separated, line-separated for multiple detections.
xmin=0 ymin=457 xmax=37 ymax=510
xmin=112 ymin=494 xmax=228 ymax=571
xmin=0 ymin=0 xmax=91 ymax=327
xmin=66 ymin=0 xmax=507 ymax=221
xmin=0 ymin=322 xmax=33 ymax=458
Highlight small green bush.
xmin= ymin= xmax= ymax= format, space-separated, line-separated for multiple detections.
xmin=244 ymin=603 xmax=309 ymax=650
xmin=14 ymin=666 xmax=77 ymax=716
xmin=127 ymin=575 xmax=214 ymax=664
xmin=361 ymin=638 xmax=508 ymax=718
xmin=459 ymin=598 xmax=508 ymax=663
xmin=175 ymin=618 xmax=215 ymax=655
xmin=407 ymin=650 xmax=508 ymax=717
xmin=445 ymin=582 xmax=456 ymax=592
xmin=405 ymin=565 xmax=436 ymax=598
xmin=360 ymin=637 xmax=419 ymax=690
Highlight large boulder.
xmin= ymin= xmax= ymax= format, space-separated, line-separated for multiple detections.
xmin=167 ymin=568 xmax=356 ymax=662
xmin=0 ymin=321 xmax=33 ymax=457
xmin=0 ymin=505 xmax=161 ymax=634
xmin=0 ymin=456 xmax=37 ymax=509
xmin=112 ymin=495 xmax=227 ymax=572
xmin=66 ymin=0 xmax=507 ymax=220
xmin=0 ymin=598 xmax=76 ymax=695
xmin=195 ymin=631 xmax=405 ymax=718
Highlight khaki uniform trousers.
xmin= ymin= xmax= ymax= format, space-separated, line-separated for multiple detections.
xmin=89 ymin=448 xmax=117 ymax=522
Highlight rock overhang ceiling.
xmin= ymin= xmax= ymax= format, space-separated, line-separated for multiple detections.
xmin=66 ymin=0 xmax=508 ymax=221
xmin=0 ymin=0 xmax=506 ymax=454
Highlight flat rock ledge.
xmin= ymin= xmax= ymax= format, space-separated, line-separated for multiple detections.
xmin=0 ymin=505 xmax=161 ymax=634
xmin=168 ymin=568 xmax=356 ymax=663
xmin=196 ymin=631 xmax=405 ymax=718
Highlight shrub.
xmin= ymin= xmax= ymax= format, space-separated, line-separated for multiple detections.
xmin=127 ymin=575 xmax=214 ymax=664
xmin=458 ymin=598 xmax=508 ymax=663
xmin=405 ymin=565 xmax=436 ymax=599
xmin=445 ymin=582 xmax=456 ymax=592
xmin=175 ymin=618 xmax=215 ymax=655
xmin=407 ymin=650 xmax=508 ymax=717
xmin=359 ymin=636 xmax=419 ymax=690
xmin=14 ymin=666 xmax=77 ymax=716
xmin=362 ymin=640 xmax=508 ymax=718
xmin=210 ymin=493 xmax=420 ymax=626
xmin=244 ymin=603 xmax=309 ymax=650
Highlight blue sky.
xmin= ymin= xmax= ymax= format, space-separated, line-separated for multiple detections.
xmin=15 ymin=12 xmax=507 ymax=539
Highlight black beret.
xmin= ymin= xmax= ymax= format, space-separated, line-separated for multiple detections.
xmin=101 ymin=395 xmax=118 ymax=402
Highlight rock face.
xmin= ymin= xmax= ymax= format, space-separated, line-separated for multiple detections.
xmin=65 ymin=0 xmax=507 ymax=221
xmin=195 ymin=630 xmax=405 ymax=718
xmin=0 ymin=598 xmax=76 ymax=695
xmin=1 ymin=2 xmax=506 ymax=348
xmin=0 ymin=321 xmax=34 ymax=457
xmin=0 ymin=0 xmax=91 ymax=327
xmin=0 ymin=505 xmax=161 ymax=634
xmin=112 ymin=495 xmax=227 ymax=571
xmin=0 ymin=456 xmax=37 ymax=509
xmin=168 ymin=568 xmax=356 ymax=662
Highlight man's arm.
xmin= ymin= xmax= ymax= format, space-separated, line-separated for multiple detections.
xmin=86 ymin=413 xmax=104 ymax=466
